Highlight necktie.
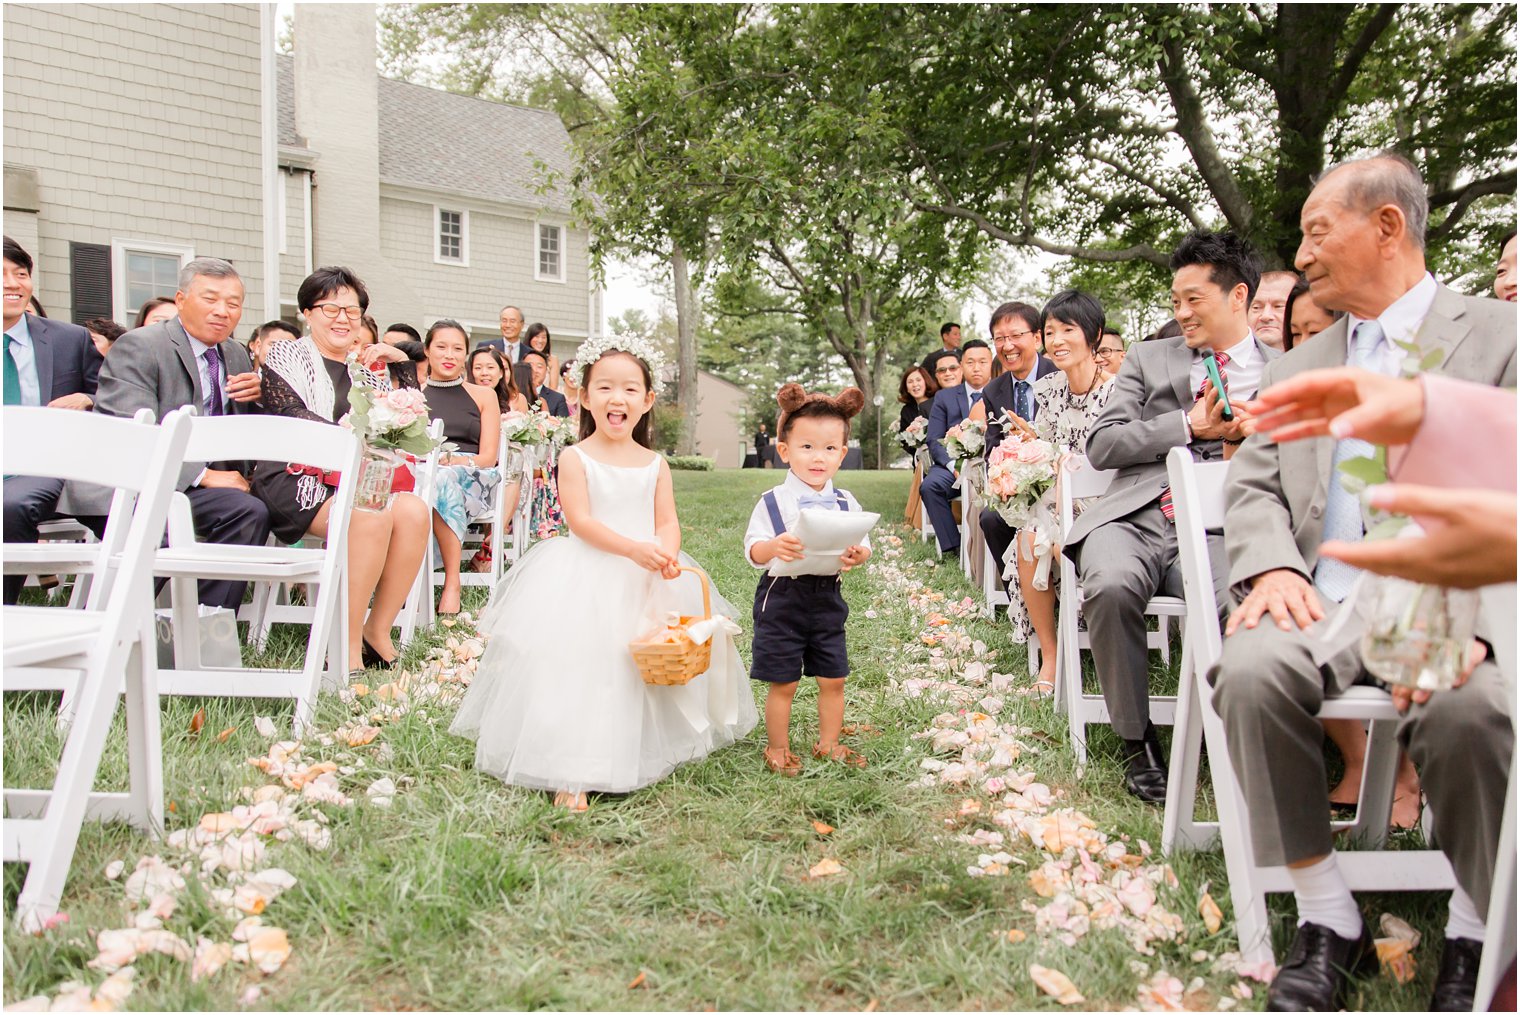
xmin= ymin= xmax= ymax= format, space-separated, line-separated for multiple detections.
xmin=797 ymin=491 xmax=840 ymax=511
xmin=1197 ymin=350 xmax=1231 ymax=399
xmin=1160 ymin=350 xmax=1237 ymax=521
xmin=204 ymin=343 xmax=225 ymax=416
xmin=3 ymin=334 xmax=21 ymax=406
xmin=1014 ymin=380 xmax=1031 ymax=421
xmin=1313 ymin=321 xmax=1384 ymax=602
xmin=970 ymin=390 xmax=983 ymax=407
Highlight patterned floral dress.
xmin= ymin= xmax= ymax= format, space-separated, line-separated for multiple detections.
xmin=1006 ymin=370 xmax=1114 ymax=646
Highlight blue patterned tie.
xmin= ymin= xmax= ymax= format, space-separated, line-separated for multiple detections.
xmin=1313 ymin=321 xmax=1384 ymax=602
xmin=797 ymin=492 xmax=839 ymax=511
xmin=970 ymin=390 xmax=983 ymax=407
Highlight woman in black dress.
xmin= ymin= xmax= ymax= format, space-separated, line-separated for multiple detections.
xmin=250 ymin=266 xmax=430 ymax=672
xmin=897 ymin=365 xmax=937 ymax=527
xmin=421 ymin=321 xmax=502 ymax=614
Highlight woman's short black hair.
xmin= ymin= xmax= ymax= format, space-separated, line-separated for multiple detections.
xmin=1041 ymin=289 xmax=1106 ymax=349
xmin=1169 ymin=230 xmax=1263 ymax=304
xmin=297 ymin=266 xmax=369 ymax=314
xmin=133 ymin=295 xmax=176 ymax=329
xmin=1501 ymin=229 xmax=1517 ymax=258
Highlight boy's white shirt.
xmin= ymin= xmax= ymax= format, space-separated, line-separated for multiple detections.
xmin=744 ymin=469 xmax=869 ymax=569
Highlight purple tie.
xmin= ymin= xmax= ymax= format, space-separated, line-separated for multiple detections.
xmin=204 ymin=344 xmax=225 ymax=416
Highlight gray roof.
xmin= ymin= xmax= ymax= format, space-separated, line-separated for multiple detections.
xmin=277 ymin=54 xmax=574 ymax=213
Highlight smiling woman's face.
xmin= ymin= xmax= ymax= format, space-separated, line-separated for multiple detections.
xmin=426 ymin=327 xmax=469 ymax=380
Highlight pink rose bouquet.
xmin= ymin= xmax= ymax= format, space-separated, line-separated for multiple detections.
xmin=983 ymin=435 xmax=1058 ymax=528
xmin=940 ymin=419 xmax=987 ymax=466
xmin=342 ymin=363 xmax=440 ymax=457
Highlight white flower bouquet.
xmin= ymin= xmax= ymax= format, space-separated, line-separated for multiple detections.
xmin=501 ymin=406 xmax=563 ymax=446
xmin=982 ymin=434 xmax=1059 ymax=529
xmin=896 ymin=416 xmax=929 ymax=455
xmin=939 ymin=419 xmax=987 ymax=466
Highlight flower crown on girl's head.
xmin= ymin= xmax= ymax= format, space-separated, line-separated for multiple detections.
xmin=567 ymin=334 xmax=667 ymax=388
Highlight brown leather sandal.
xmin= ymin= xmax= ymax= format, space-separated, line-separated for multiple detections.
xmin=763 ymin=747 xmax=804 ymax=777
xmin=812 ymin=742 xmax=868 ymax=768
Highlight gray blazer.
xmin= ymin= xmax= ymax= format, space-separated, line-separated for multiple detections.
xmin=64 ymin=319 xmax=257 ymax=515
xmin=1225 ymin=283 xmax=1517 ymax=595
xmin=1066 ymin=332 xmax=1278 ymax=552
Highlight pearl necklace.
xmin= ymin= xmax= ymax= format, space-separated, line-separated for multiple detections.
xmin=425 ymin=376 xmax=464 ymax=388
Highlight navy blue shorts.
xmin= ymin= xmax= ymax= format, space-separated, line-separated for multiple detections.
xmin=750 ymin=573 xmax=850 ymax=683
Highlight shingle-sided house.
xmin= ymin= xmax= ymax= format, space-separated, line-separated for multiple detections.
xmin=278 ymin=4 xmax=600 ymax=358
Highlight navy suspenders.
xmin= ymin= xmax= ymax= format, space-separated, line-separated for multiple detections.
xmin=762 ymin=489 xmax=850 ymax=535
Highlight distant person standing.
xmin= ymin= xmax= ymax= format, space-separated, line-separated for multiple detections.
xmin=921 ymin=321 xmax=962 ymax=372
xmin=755 ymin=421 xmax=773 ymax=466
xmin=479 ymin=305 xmax=530 ymax=364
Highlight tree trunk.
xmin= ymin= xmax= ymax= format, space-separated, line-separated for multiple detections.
xmin=671 ymin=242 xmax=699 ymax=455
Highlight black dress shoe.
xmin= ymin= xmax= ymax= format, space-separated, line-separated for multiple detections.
xmin=360 ymin=638 xmax=395 ymax=670
xmin=1266 ymin=920 xmax=1376 ymax=1011
xmin=1122 ymin=725 xmax=1169 ymax=804
xmin=1429 ymin=937 xmax=1483 ymax=1011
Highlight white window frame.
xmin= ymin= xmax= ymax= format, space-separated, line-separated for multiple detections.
xmin=434 ymin=205 xmax=469 ymax=267
xmin=277 ymin=168 xmax=289 ymax=256
xmin=111 ymin=238 xmax=194 ymax=325
xmin=534 ymin=222 xmax=566 ymax=283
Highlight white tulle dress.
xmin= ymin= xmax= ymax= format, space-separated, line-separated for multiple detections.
xmin=450 ymin=444 xmax=758 ymax=795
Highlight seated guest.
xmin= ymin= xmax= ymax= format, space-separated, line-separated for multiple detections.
xmin=134 ymin=295 xmax=178 ymax=329
xmin=420 ymin=321 xmax=502 ymax=615
xmin=968 ymin=301 xmax=1054 ymax=579
xmin=1494 ymin=229 xmax=1516 ymax=303
xmin=524 ymin=323 xmax=561 ymax=390
xmin=1248 ymin=269 xmax=1298 ymax=351
xmin=1094 ymin=327 xmax=1127 ymax=374
xmin=351 ymin=313 xmax=380 ymax=354
xmin=249 ymin=266 xmax=429 ymax=672
xmin=1213 ymin=152 xmax=1515 ymax=1012
xmin=559 ymin=360 xmax=581 ymax=416
xmin=921 ymin=321 xmax=962 ymax=372
xmin=984 ymin=291 xmax=1113 ymax=695
xmin=382 ymin=322 xmax=421 ymax=346
xmin=1064 ymin=230 xmax=1271 ymax=805
xmin=467 ymin=346 xmax=528 ymax=415
xmin=1143 ymin=319 xmax=1183 ymax=342
xmin=2 ymin=236 xmax=104 ymax=604
xmin=898 ymin=364 xmax=938 ymax=526
xmin=925 ymin=348 xmax=962 ymax=395
xmin=82 ymin=256 xmax=269 ymax=611
xmin=921 ymin=340 xmax=994 ymax=557
xmin=521 ymin=349 xmax=569 ymax=416
xmin=247 ymin=319 xmax=300 ymax=371
xmin=82 ymin=317 xmax=126 ymax=359
xmin=1282 ymin=276 xmax=1342 ymax=351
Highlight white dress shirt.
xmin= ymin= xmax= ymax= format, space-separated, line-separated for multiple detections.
xmin=4 ymin=314 xmax=42 ymax=406
xmin=1182 ymin=330 xmax=1265 ymax=442
xmin=744 ymin=469 xmax=868 ymax=569
xmin=1344 ymin=272 xmax=1438 ymax=377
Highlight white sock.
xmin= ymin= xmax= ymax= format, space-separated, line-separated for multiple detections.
xmin=1445 ymin=885 xmax=1487 ymax=943
xmin=1289 ymin=853 xmax=1363 ymax=939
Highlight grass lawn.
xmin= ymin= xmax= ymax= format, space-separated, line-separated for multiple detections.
xmin=3 ymin=468 xmax=1454 ymax=1010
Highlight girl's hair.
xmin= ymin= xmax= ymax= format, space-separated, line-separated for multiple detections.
xmin=134 ymin=295 xmax=176 ymax=328
xmin=467 ymin=346 xmax=519 ymax=412
xmin=578 ymin=350 xmax=654 ymax=448
xmin=356 ymin=314 xmax=380 ymax=346
xmin=898 ymin=365 xmax=937 ymax=404
xmin=1040 ymin=289 xmax=1105 ymax=349
xmin=525 ymin=322 xmax=551 ymax=352
xmin=424 ymin=318 xmax=470 ymax=348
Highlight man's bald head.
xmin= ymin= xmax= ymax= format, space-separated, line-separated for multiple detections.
xmin=1315 ymin=151 xmax=1428 ymax=251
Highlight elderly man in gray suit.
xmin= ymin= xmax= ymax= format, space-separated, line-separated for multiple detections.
xmin=77 ymin=257 xmax=271 ymax=610
xmin=1064 ymin=230 xmax=1274 ymax=804
xmin=1214 ymin=152 xmax=1516 ymax=1012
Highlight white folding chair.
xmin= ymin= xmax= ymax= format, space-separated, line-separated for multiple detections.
xmin=396 ymin=419 xmax=446 ymax=644
xmin=423 ymin=422 xmax=515 ymax=607
xmin=1054 ymin=455 xmax=1180 ymax=748
xmin=150 ymin=414 xmax=362 ymax=731
xmin=3 ymin=406 xmax=192 ymax=931
xmin=1159 ymin=447 xmax=1454 ymax=966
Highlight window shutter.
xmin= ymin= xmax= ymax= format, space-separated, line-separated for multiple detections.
xmin=69 ymin=242 xmax=112 ymax=324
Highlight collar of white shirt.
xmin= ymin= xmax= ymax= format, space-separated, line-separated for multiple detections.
xmin=1346 ymin=272 xmax=1438 ymax=352
xmin=5 ymin=313 xmax=32 ymax=347
xmin=1203 ymin=330 xmax=1261 ymax=366
xmin=782 ymin=469 xmax=835 ymax=501
xmin=963 ymin=382 xmax=984 ymax=401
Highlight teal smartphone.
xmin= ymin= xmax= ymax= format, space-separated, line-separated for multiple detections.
xmin=1202 ymin=351 xmax=1233 ymax=422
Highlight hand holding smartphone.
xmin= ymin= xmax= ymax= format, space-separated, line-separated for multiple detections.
xmin=1202 ymin=351 xmax=1233 ymax=422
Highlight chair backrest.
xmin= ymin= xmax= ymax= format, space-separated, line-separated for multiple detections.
xmin=1058 ymin=454 xmax=1116 ymax=533
xmin=412 ymin=418 xmax=447 ymax=504
xmin=4 ymin=407 xmax=165 ymax=492
xmin=1165 ymin=447 xmax=1232 ymax=667
xmin=182 ymin=414 xmax=360 ymax=473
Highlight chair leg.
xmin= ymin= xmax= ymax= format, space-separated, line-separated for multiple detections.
xmin=1351 ymin=719 xmax=1401 ymax=849
xmin=1201 ymin=694 xmax=1277 ymax=967
xmin=121 ymin=623 xmax=164 ymax=836
xmin=169 ymin=575 xmax=202 ymax=671
xmin=1159 ymin=615 xmax=1172 ymax=666
xmin=1163 ymin=642 xmax=1215 ymax=852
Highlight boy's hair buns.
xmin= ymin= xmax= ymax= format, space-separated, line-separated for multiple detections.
xmin=776 ymin=383 xmax=865 ymax=436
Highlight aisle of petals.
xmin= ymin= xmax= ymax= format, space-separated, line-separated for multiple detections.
xmin=867 ymin=530 xmax=1274 ymax=1011
xmin=5 ymin=628 xmax=485 ymax=1012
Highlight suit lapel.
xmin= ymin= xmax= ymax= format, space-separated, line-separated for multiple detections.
xmin=1412 ymin=284 xmax=1470 ymax=373
xmin=170 ymin=320 xmax=205 ymax=409
xmin=29 ymin=314 xmax=55 ymax=403
xmin=1166 ymin=339 xmax=1193 ymax=410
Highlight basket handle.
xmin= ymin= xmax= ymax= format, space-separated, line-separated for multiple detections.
xmin=677 ymin=565 xmax=712 ymax=621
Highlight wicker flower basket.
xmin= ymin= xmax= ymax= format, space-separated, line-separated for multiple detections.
xmin=630 ymin=566 xmax=713 ymax=686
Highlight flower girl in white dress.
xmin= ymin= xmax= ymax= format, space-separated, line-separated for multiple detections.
xmin=451 ymin=338 xmax=757 ymax=810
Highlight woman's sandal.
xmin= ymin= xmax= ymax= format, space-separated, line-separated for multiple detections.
xmin=1030 ymin=679 xmax=1056 ymax=698
xmin=552 ymin=791 xmax=589 ymax=812
xmin=763 ymin=748 xmax=804 ymax=777
xmin=812 ymin=743 xmax=868 ymax=769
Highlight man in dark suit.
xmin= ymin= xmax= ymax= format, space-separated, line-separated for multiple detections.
xmin=477 ymin=304 xmax=530 ymax=364
xmin=1213 ymin=153 xmax=1515 ymax=1012
xmin=975 ymin=300 xmax=1057 ymax=573
xmin=920 ymin=321 xmax=962 ymax=373
xmin=75 ymin=257 xmax=271 ymax=610
xmin=2 ymin=236 xmax=105 ymax=603
xmin=522 ymin=349 xmax=569 ymax=417
xmin=1064 ymin=230 xmax=1274 ymax=805
xmin=921 ymin=339 xmax=995 ymax=556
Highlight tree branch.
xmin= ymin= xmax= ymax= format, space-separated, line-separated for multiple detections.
xmin=1084 ymin=149 xmax=1206 ymax=229
xmin=912 ymin=197 xmax=1170 ymax=266
xmin=1156 ymin=34 xmax=1255 ymax=232
xmin=1427 ymin=169 xmax=1518 ymax=242
xmin=1329 ymin=4 xmax=1399 ymax=107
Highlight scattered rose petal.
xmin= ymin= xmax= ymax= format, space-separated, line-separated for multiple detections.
xmin=216 ymin=726 xmax=237 ymax=743
xmin=807 ymin=858 xmax=845 ymax=879
xmin=1006 ymin=928 xmax=1026 ymax=943
xmin=253 ymin=716 xmax=277 ymax=738
xmin=811 ymin=820 xmax=834 ymax=835
xmin=192 ymin=938 xmax=233 ymax=982
xmin=188 ymin=708 xmax=205 ymax=737
xmin=627 ymin=971 xmax=647 ymax=989
xmin=103 ymin=860 xmax=124 ymax=881
xmin=1029 ymin=964 xmax=1085 ymax=1005
xmin=1199 ymin=891 xmax=1223 ymax=934
xmin=245 ymin=926 xmax=291 ymax=974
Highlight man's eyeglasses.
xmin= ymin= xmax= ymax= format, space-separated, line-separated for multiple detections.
xmin=314 ymin=303 xmax=364 ymax=321
xmin=992 ymin=330 xmax=1037 ymax=345
xmin=1095 ymin=345 xmax=1124 ymax=359
xmin=934 ymin=365 xmax=960 ymax=375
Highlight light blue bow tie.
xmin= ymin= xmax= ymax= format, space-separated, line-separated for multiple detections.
xmin=797 ymin=491 xmax=839 ymax=511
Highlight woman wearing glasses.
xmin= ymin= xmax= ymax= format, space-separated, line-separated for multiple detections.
xmin=250 ymin=267 xmax=431 ymax=674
